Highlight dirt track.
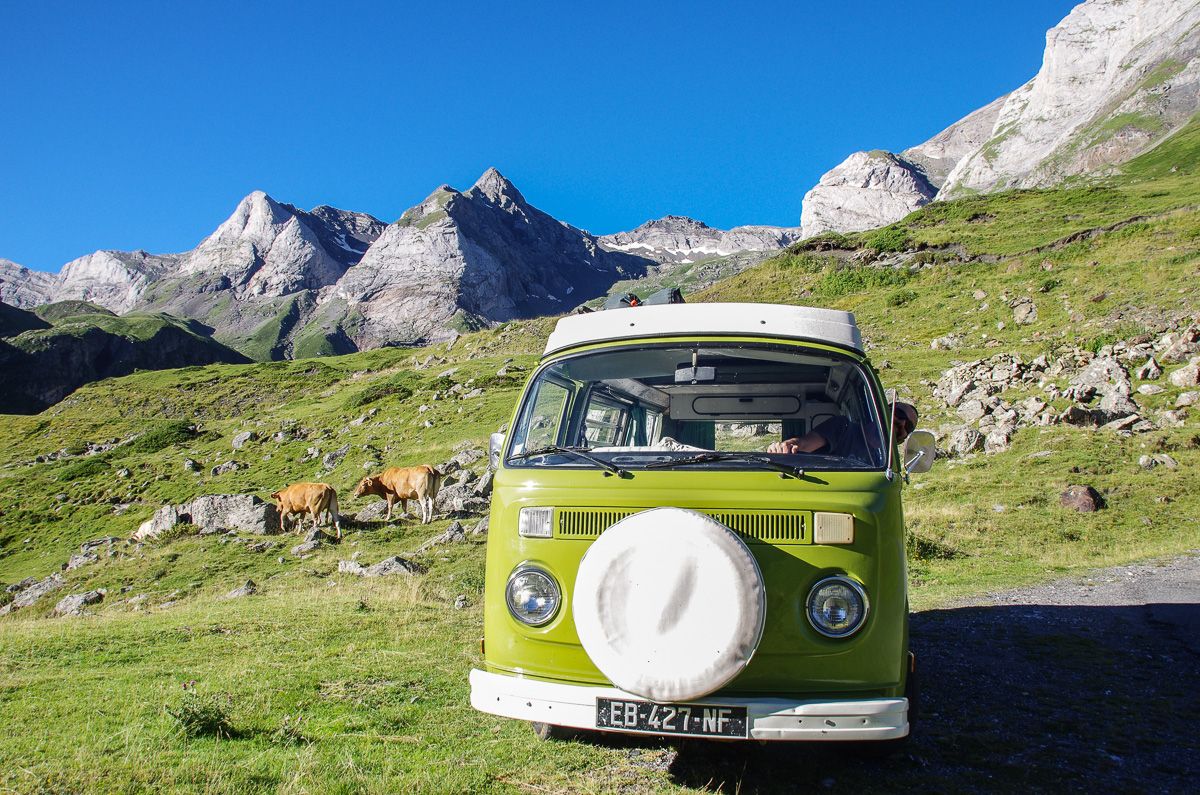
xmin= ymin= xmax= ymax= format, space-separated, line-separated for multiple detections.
xmin=608 ymin=554 xmax=1200 ymax=793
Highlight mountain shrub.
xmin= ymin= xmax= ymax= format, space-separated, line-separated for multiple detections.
xmin=814 ymin=266 xmax=912 ymax=298
xmin=56 ymin=457 xmax=109 ymax=482
xmin=865 ymin=225 xmax=911 ymax=253
xmin=127 ymin=421 xmax=196 ymax=454
xmin=886 ymin=289 xmax=919 ymax=307
xmin=167 ymin=682 xmax=236 ymax=739
xmin=346 ymin=377 xmax=415 ymax=409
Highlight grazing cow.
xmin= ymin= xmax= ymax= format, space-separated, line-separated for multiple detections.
xmin=270 ymin=482 xmax=341 ymax=538
xmin=354 ymin=465 xmax=442 ymax=524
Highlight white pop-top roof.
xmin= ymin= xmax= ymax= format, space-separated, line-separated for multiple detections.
xmin=543 ymin=303 xmax=862 ymax=356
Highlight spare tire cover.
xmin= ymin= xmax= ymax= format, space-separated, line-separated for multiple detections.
xmin=573 ymin=508 xmax=766 ymax=702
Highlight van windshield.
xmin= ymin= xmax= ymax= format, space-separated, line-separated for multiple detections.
xmin=507 ymin=342 xmax=887 ymax=472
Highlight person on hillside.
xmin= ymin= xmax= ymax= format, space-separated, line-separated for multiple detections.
xmin=767 ymin=401 xmax=918 ymax=461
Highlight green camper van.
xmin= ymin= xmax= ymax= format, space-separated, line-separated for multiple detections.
xmin=470 ymin=303 xmax=934 ymax=742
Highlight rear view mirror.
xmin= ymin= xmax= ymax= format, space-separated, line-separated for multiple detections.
xmin=903 ymin=430 xmax=936 ymax=474
xmin=675 ymin=366 xmax=715 ymax=383
xmin=490 ymin=432 xmax=506 ymax=468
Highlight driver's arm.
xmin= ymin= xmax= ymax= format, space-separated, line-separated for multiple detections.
xmin=767 ymin=430 xmax=828 ymax=455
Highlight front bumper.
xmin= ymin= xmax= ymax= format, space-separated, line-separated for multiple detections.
xmin=470 ymin=669 xmax=908 ymax=741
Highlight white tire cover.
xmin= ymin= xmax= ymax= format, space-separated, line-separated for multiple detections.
xmin=572 ymin=508 xmax=766 ymax=702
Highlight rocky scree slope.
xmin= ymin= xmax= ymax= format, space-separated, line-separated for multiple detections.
xmin=799 ymin=0 xmax=1200 ymax=234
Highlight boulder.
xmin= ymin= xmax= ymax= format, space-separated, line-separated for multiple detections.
xmin=226 ymin=579 xmax=257 ymax=598
xmin=1168 ymin=359 xmax=1200 ymax=388
xmin=188 ymin=494 xmax=279 ymax=535
xmin=1137 ymin=384 xmax=1166 ymax=396
xmin=361 ymin=556 xmax=426 ymax=577
xmin=322 ymin=444 xmax=350 ymax=470
xmin=1060 ymin=485 xmax=1104 ymax=513
xmin=469 ymin=517 xmax=489 ymax=536
xmin=353 ymin=501 xmax=390 ymax=523
xmin=956 ymin=400 xmax=988 ymax=424
xmin=1158 ymin=327 xmax=1200 ymax=363
xmin=1011 ymin=297 xmax=1037 ymax=325
xmin=472 ymin=469 xmax=494 ymax=497
xmin=183 ymin=458 xmax=201 ymax=472
xmin=64 ymin=551 xmax=99 ymax=571
xmin=10 ymin=573 xmax=65 ymax=610
xmin=1135 ymin=357 xmax=1162 ymax=380
xmin=418 ymin=521 xmax=467 ymax=553
xmin=6 ymin=577 xmax=37 ymax=594
xmin=945 ymin=427 xmax=984 ymax=457
xmin=984 ymin=429 xmax=1011 ymax=454
xmin=1176 ymin=391 xmax=1199 ymax=408
xmin=338 ymin=560 xmax=367 ymax=576
xmin=211 ymin=460 xmax=242 ymax=476
xmin=232 ymin=431 xmax=257 ymax=450
xmin=53 ymin=589 xmax=105 ymax=617
xmin=132 ymin=504 xmax=187 ymax=541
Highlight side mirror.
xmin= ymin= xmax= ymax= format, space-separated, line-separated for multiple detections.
xmin=903 ymin=430 xmax=936 ymax=474
xmin=489 ymin=432 xmax=506 ymax=469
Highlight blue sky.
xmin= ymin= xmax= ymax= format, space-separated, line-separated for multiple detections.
xmin=1 ymin=0 xmax=1078 ymax=272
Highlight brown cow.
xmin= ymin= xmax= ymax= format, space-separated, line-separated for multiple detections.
xmin=354 ymin=465 xmax=442 ymax=524
xmin=270 ymin=482 xmax=341 ymax=538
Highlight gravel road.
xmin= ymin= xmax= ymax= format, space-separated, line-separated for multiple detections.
xmin=616 ymin=554 xmax=1200 ymax=793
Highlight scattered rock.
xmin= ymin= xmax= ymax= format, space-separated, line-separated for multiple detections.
xmin=232 ymin=431 xmax=257 ymax=450
xmin=183 ymin=458 xmax=201 ymax=472
xmin=338 ymin=560 xmax=367 ymax=576
xmin=984 ymin=429 xmax=1011 ymax=453
xmin=6 ymin=577 xmax=37 ymax=594
xmin=945 ymin=427 xmax=984 ymax=457
xmin=226 ymin=580 xmax=257 ymax=598
xmin=418 ymin=521 xmax=467 ymax=553
xmin=1137 ymin=384 xmax=1166 ymax=395
xmin=469 ymin=517 xmax=489 ymax=536
xmin=64 ymin=551 xmax=99 ymax=571
xmin=1135 ymin=357 xmax=1162 ymax=380
xmin=322 ymin=444 xmax=350 ymax=470
xmin=53 ymin=590 xmax=105 ymax=617
xmin=454 ymin=594 xmax=469 ymax=609
xmin=1139 ymin=454 xmax=1178 ymax=470
xmin=1011 ymin=297 xmax=1037 ymax=325
xmin=1168 ymin=359 xmax=1200 ymax=388
xmin=339 ymin=555 xmax=426 ymax=577
xmin=1177 ymin=391 xmax=1199 ymax=408
xmin=211 ymin=460 xmax=243 ymax=477
xmin=1060 ymin=485 xmax=1104 ymax=512
xmin=9 ymin=573 xmax=65 ymax=610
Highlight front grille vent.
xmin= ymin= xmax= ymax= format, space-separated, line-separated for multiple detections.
xmin=555 ymin=508 xmax=810 ymax=544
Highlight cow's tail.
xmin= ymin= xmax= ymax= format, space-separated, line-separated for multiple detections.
xmin=329 ymin=491 xmax=341 ymax=538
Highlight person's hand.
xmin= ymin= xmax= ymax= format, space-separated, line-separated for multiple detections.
xmin=768 ymin=439 xmax=802 ymax=454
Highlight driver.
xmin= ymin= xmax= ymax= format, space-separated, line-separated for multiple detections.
xmin=767 ymin=401 xmax=918 ymax=459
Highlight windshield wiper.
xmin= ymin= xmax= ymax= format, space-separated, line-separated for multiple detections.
xmin=644 ymin=452 xmax=804 ymax=479
xmin=507 ymin=445 xmax=630 ymax=477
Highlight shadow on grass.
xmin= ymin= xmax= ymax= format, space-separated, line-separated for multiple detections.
xmin=571 ymin=604 xmax=1200 ymax=792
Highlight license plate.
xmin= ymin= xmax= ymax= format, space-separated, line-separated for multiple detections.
xmin=596 ymin=697 xmax=748 ymax=738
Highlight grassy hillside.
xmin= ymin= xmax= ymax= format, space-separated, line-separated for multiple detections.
xmin=0 ymin=311 xmax=250 ymax=414
xmin=1 ymin=124 xmax=1199 ymax=792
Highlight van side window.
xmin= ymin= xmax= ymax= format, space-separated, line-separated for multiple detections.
xmin=582 ymin=395 xmax=631 ymax=446
xmin=513 ymin=378 xmax=572 ymax=452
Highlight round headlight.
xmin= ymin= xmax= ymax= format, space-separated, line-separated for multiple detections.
xmin=505 ymin=566 xmax=561 ymax=626
xmin=806 ymin=576 xmax=869 ymax=638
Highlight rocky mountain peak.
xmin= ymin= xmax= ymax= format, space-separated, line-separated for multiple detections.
xmin=466 ymin=168 xmax=527 ymax=207
xmin=0 ymin=259 xmax=54 ymax=308
xmin=800 ymin=151 xmax=936 ymax=238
